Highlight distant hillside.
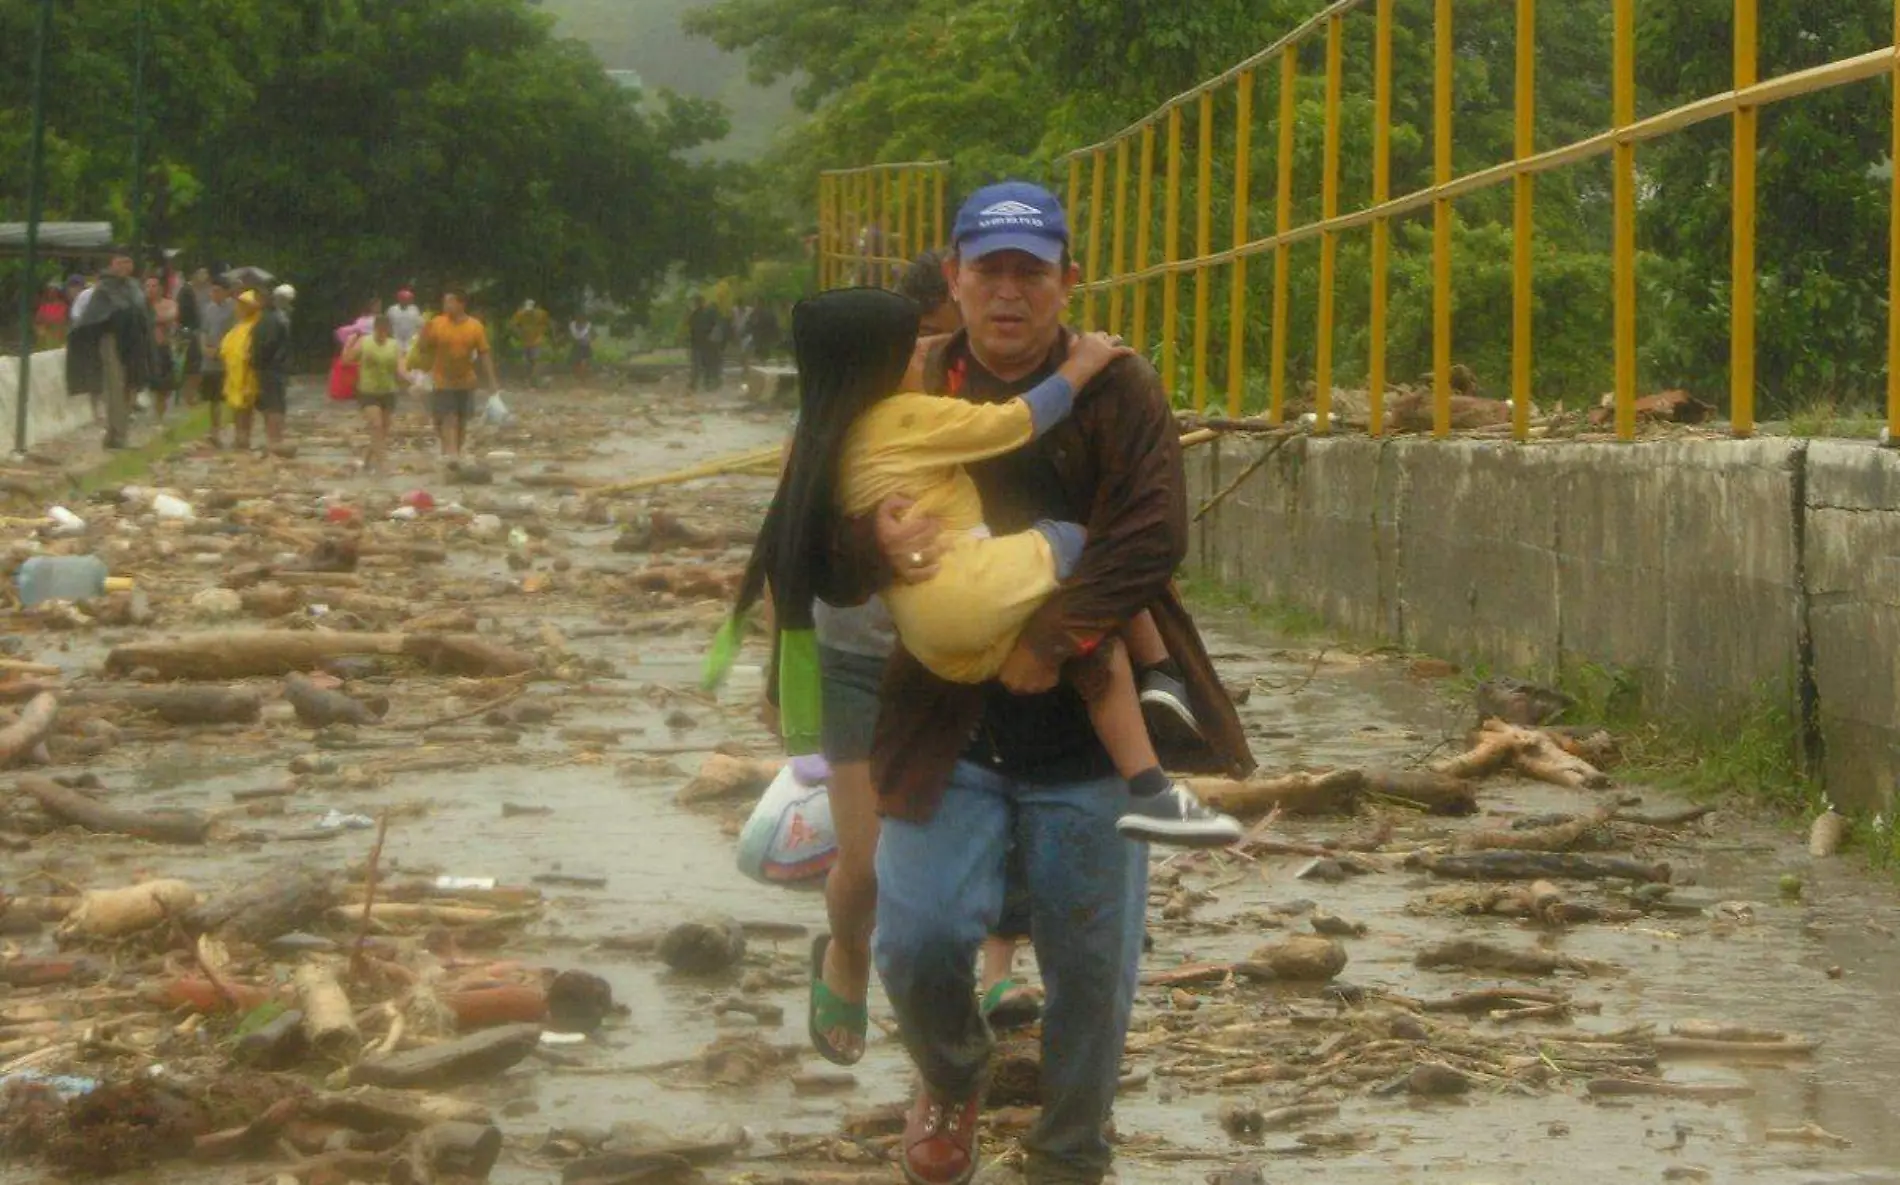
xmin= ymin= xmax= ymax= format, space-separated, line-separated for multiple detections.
xmin=538 ymin=0 xmax=800 ymax=161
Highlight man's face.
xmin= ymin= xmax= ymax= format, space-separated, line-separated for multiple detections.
xmin=444 ymin=294 xmax=466 ymax=317
xmin=948 ymin=249 xmax=1077 ymax=375
xmin=108 ymin=255 xmax=134 ymax=278
xmin=191 ymin=268 xmax=210 ymax=285
xmin=211 ymin=283 xmax=230 ymax=304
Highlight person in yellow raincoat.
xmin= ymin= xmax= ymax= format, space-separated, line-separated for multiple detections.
xmin=219 ymin=290 xmax=264 ymax=450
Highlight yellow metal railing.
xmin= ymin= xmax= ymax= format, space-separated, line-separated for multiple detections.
xmin=817 ymin=161 xmax=951 ymax=291
xmin=1036 ymin=0 xmax=1900 ymax=441
xmin=816 ymin=4 xmax=1900 ymax=444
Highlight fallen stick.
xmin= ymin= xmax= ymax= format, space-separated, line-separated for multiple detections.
xmin=1616 ymin=804 xmax=1715 ymax=828
xmin=0 ymin=692 xmax=58 ymax=767
xmin=350 ymin=1023 xmax=542 ymax=1090
xmin=1192 ymin=434 xmax=1298 ymax=523
xmin=1586 ymin=1077 xmax=1754 ymax=1102
xmin=286 ymin=672 xmax=380 ymax=727
xmin=1457 ymin=809 xmax=1614 ymax=854
xmin=350 ymin=811 xmax=391 ymax=984
xmin=187 ymin=865 xmax=335 ymax=943
xmin=0 ymin=659 xmax=60 ymax=676
xmin=596 ymin=445 xmax=785 ymax=496
xmin=66 ymin=685 xmax=261 ymax=725
xmin=104 ymin=631 xmax=536 ymax=680
xmin=18 ymin=775 xmax=210 ymax=844
xmin=1415 ymin=939 xmax=1613 ymax=977
xmin=1417 ymin=987 xmax=1570 ymax=1014
xmin=1185 ymin=769 xmax=1365 ymax=818
xmin=1669 ymin=1020 xmax=1797 ymax=1044
xmin=1654 ymin=1037 xmax=1818 ymax=1058
xmin=1364 ymin=769 xmax=1479 ymax=816
xmin=60 ymin=879 xmax=199 ymax=939
xmin=1423 ymin=851 xmax=1670 ymax=883
xmin=1764 ymin=1122 xmax=1852 ymax=1147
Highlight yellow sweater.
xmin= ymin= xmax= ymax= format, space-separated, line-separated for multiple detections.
xmin=839 ymin=392 xmax=1060 ymax=683
xmin=219 ymin=308 xmax=261 ymax=410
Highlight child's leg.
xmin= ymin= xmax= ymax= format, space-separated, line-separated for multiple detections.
xmin=1086 ymin=639 xmax=1244 ymax=848
xmin=1124 ymin=609 xmax=1169 ymax=668
xmin=1085 ymin=640 xmax=1167 ymax=788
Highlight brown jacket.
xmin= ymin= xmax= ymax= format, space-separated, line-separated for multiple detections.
xmin=817 ymin=329 xmax=1256 ymax=821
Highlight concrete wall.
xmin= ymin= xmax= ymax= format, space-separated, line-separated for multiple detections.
xmin=0 ymin=349 xmax=94 ymax=448
xmin=1187 ymin=434 xmax=1897 ymax=814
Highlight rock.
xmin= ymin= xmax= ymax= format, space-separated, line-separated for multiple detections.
xmin=240 ymin=583 xmax=303 ymax=617
xmin=1238 ymin=936 xmax=1348 ymax=982
xmin=1406 ymin=1063 xmax=1473 ymax=1097
xmin=547 ymin=969 xmax=615 ymax=1034
xmin=1218 ymin=1102 xmax=1265 ymax=1139
xmin=657 ymin=917 xmax=745 ymax=975
xmin=1310 ymin=912 xmax=1368 ymax=937
xmin=1474 ymin=677 xmax=1574 ymax=726
xmin=190 ymin=587 xmax=244 ymax=619
xmin=1295 ymin=858 xmax=1347 ymax=883
xmin=350 ymin=1023 xmax=542 ymax=1090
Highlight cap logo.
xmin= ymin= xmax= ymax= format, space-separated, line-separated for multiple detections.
xmin=980 ymin=199 xmax=1044 ymax=218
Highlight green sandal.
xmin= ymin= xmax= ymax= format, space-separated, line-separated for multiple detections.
xmin=979 ymin=977 xmax=1043 ymax=1032
xmin=808 ymin=933 xmax=868 ymax=1067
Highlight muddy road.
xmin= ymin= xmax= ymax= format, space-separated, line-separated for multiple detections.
xmin=2 ymin=381 xmax=1899 ymax=1185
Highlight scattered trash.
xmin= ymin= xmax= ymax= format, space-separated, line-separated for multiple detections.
xmin=151 ymin=492 xmax=195 ymax=520
xmin=317 ymin=809 xmax=376 ymax=831
xmin=16 ymin=554 xmax=108 ymax=607
xmin=44 ymin=505 xmax=86 ymax=536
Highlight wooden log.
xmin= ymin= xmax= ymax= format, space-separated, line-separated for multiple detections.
xmin=561 ymin=1152 xmax=696 ymax=1185
xmin=295 ymin=962 xmax=363 ymax=1058
xmin=401 ymin=634 xmax=538 ymax=677
xmin=1432 ymin=727 xmax=1524 ymax=780
xmin=305 ymin=1087 xmax=494 ymax=1133
xmin=1139 ymin=962 xmax=1234 ymax=988
xmin=446 ymin=984 xmax=548 ymax=1030
xmin=1586 ymin=1077 xmax=1754 ymax=1102
xmin=1669 ymin=1020 xmax=1797 ymax=1044
xmin=1457 ymin=809 xmax=1614 ymax=854
xmin=393 ymin=1121 xmax=504 ymax=1184
xmin=285 ymin=672 xmax=380 ymax=727
xmin=66 ymin=685 xmax=262 ymax=725
xmin=19 ymin=775 xmax=210 ymax=844
xmin=60 ymin=879 xmax=199 ymax=939
xmin=105 ymin=631 xmax=411 ymax=679
xmin=0 ymin=692 xmax=58 ymax=767
xmin=185 ymin=863 xmax=335 ymax=942
xmin=1654 ymin=1037 xmax=1818 ymax=1058
xmin=349 ymin=1023 xmax=542 ymax=1090
xmin=1418 ymin=987 xmax=1570 ymax=1014
xmin=192 ymin=1096 xmax=300 ymax=1160
xmin=1363 ymin=769 xmax=1479 ymax=815
xmin=677 ymin=754 xmax=782 ymax=806
xmin=1415 ymin=939 xmax=1612 ymax=978
xmin=1425 ymin=850 xmax=1669 ymax=883
xmin=1185 ymin=769 xmax=1365 ymax=818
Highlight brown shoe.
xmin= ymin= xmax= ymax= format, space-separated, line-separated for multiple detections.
xmin=903 ymin=1087 xmax=980 ymax=1185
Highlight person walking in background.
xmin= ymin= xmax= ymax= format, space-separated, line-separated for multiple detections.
xmin=749 ymin=302 xmax=782 ymax=362
xmin=387 ymin=287 xmax=425 ymax=354
xmin=66 ymin=250 xmax=151 ymax=449
xmin=198 ymin=276 xmax=235 ymax=447
xmin=144 ymin=273 xmax=181 ymax=420
xmin=408 ymin=289 xmax=498 ymax=464
xmin=177 ymin=266 xmax=212 ymax=413
xmin=252 ymin=284 xmax=295 ymax=452
xmin=220 ymin=289 xmax=264 ymax=451
xmin=687 ymin=295 xmax=723 ymax=392
xmin=344 ymin=313 xmax=402 ymax=474
xmin=32 ymin=283 xmax=68 ymax=349
xmin=569 ymin=312 xmax=595 ymax=381
xmin=509 ymin=299 xmax=552 ymax=387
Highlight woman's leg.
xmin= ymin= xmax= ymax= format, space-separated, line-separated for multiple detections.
xmin=819 ymin=758 xmax=881 ymax=1060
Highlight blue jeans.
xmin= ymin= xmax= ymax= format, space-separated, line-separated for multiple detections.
xmin=875 ymin=760 xmax=1148 ymax=1184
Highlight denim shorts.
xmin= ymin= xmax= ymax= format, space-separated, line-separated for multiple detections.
xmin=819 ymin=645 xmax=884 ymax=766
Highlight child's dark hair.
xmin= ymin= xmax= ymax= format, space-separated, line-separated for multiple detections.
xmin=896 ymin=251 xmax=951 ymax=310
xmin=728 ymin=288 xmax=921 ymax=634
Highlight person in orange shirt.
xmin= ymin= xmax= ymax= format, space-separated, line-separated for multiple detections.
xmin=406 ymin=290 xmax=499 ymax=462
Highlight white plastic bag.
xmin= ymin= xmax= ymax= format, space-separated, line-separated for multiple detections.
xmin=482 ymin=392 xmax=513 ymax=427
xmin=735 ymin=755 xmax=837 ymax=887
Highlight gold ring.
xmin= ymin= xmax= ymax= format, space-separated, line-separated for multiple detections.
xmin=909 ymin=551 xmax=926 ymax=569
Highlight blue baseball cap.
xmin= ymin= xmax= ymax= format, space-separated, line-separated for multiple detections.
xmin=952 ymin=181 xmax=1070 ymax=264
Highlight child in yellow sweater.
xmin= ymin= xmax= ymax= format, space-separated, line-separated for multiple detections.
xmin=810 ymin=288 xmax=1239 ymax=847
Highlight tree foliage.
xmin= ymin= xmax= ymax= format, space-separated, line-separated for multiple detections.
xmin=690 ymin=0 xmax=1895 ymax=414
xmin=0 ymin=0 xmax=763 ymax=349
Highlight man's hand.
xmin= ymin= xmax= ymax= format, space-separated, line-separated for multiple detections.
xmin=998 ymin=642 xmax=1060 ymax=695
xmin=876 ymin=496 xmax=943 ymax=585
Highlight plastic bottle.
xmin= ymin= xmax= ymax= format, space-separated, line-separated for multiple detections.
xmin=45 ymin=507 xmax=86 ymax=537
xmin=16 ymin=555 xmax=109 ymax=607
